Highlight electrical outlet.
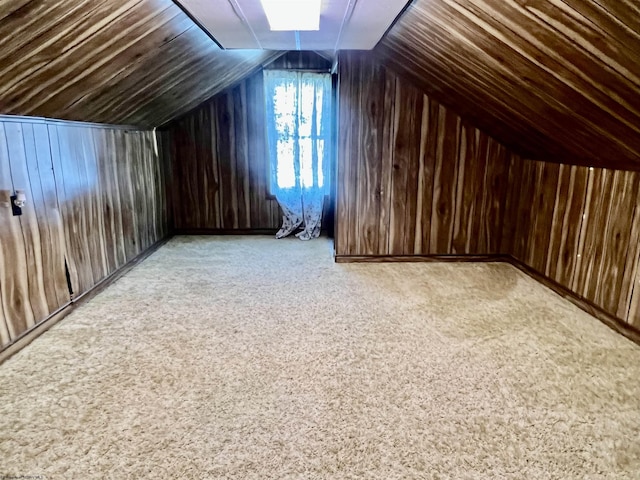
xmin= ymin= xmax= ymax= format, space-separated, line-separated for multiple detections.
xmin=10 ymin=194 xmax=22 ymax=216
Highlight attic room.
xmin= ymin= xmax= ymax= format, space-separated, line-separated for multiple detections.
xmin=1 ymin=0 xmax=640 ymax=477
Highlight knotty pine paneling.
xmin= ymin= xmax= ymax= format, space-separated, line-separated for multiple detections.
xmin=336 ymin=51 xmax=511 ymax=257
xmin=504 ymin=158 xmax=640 ymax=329
xmin=0 ymin=115 xmax=167 ymax=351
xmin=0 ymin=0 xmax=281 ymax=127
xmin=375 ymin=0 xmax=640 ymax=170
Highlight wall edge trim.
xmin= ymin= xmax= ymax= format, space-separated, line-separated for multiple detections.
xmin=0 ymin=114 xmax=149 ymax=131
xmin=0 ymin=235 xmax=173 ymax=364
xmin=334 ymin=254 xmax=509 ymax=263
xmin=506 ymin=256 xmax=640 ymax=347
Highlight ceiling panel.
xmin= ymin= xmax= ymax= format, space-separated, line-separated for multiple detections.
xmin=175 ymin=0 xmax=411 ymax=50
xmin=0 ymin=0 xmax=281 ymax=126
xmin=375 ymin=0 xmax=640 ymax=170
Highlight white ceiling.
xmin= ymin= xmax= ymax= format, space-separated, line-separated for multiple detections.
xmin=174 ymin=0 xmax=412 ymax=51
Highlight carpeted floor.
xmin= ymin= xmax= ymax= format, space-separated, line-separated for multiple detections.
xmin=1 ymin=236 xmax=640 ymax=479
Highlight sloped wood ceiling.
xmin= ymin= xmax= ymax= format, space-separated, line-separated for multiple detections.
xmin=376 ymin=0 xmax=640 ymax=170
xmin=0 ymin=0 xmax=281 ymax=127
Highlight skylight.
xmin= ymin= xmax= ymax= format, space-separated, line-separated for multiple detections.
xmin=259 ymin=0 xmax=321 ymax=31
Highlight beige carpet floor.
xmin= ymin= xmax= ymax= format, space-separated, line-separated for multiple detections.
xmin=1 ymin=236 xmax=640 ymax=479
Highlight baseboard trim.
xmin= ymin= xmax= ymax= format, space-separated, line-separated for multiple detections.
xmin=0 ymin=236 xmax=173 ymax=365
xmin=175 ymin=228 xmax=278 ymax=235
xmin=334 ymin=252 xmax=640 ymax=346
xmin=505 ymin=256 xmax=640 ymax=346
xmin=335 ymin=254 xmax=509 ymax=263
xmin=72 ymin=237 xmax=172 ymax=304
xmin=0 ymin=304 xmax=72 ymax=365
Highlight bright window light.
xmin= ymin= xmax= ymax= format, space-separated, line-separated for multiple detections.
xmin=260 ymin=0 xmax=321 ymax=31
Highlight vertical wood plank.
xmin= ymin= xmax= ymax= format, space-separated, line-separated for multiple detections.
xmin=526 ymin=162 xmax=560 ymax=273
xmin=619 ymin=189 xmax=640 ymax=321
xmin=452 ymin=124 xmax=477 ymax=253
xmin=430 ymin=106 xmax=460 ymax=253
xmin=575 ymin=168 xmax=614 ymax=302
xmin=234 ymin=83 xmax=251 ymax=229
xmin=377 ymin=67 xmax=396 ymax=255
xmin=388 ymin=80 xmax=408 ymax=255
xmin=417 ymin=99 xmax=439 ymax=253
xmin=20 ymin=122 xmax=69 ymax=316
xmin=594 ymin=170 xmax=640 ymax=313
xmin=336 ymin=53 xmax=351 ymax=255
xmin=345 ymin=54 xmax=361 ymax=255
xmin=0 ymin=122 xmax=35 ymax=341
xmin=399 ymin=84 xmax=423 ymax=255
xmin=6 ymin=122 xmax=49 ymax=324
xmin=30 ymin=122 xmax=69 ymax=311
xmin=545 ymin=164 xmax=589 ymax=288
xmin=355 ymin=57 xmax=383 ymax=255
xmin=500 ymin=153 xmax=523 ymax=255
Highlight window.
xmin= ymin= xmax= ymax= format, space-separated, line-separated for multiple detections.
xmin=264 ymin=70 xmax=332 ymax=193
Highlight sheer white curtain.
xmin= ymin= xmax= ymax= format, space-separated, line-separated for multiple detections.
xmin=264 ymin=70 xmax=332 ymax=240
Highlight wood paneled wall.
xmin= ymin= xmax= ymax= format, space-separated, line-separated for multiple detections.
xmin=265 ymin=51 xmax=331 ymax=71
xmin=375 ymin=0 xmax=640 ymax=171
xmin=161 ymin=70 xmax=281 ymax=232
xmin=503 ymin=158 xmax=640 ymax=329
xmin=162 ymin=52 xmax=332 ymax=233
xmin=0 ymin=116 xmax=167 ymax=351
xmin=335 ymin=51 xmax=511 ymax=257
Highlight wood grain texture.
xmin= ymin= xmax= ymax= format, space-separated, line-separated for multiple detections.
xmin=51 ymin=124 xmax=167 ymax=297
xmin=265 ymin=51 xmax=331 ymax=71
xmin=504 ymin=157 xmax=640 ymax=330
xmin=161 ymin=52 xmax=334 ymax=233
xmin=335 ymin=51 xmax=511 ymax=257
xmin=375 ymin=0 xmax=640 ymax=170
xmin=161 ymin=69 xmax=282 ymax=232
xmin=0 ymin=120 xmax=68 ymax=347
xmin=0 ymin=115 xmax=167 ymax=351
xmin=0 ymin=0 xmax=281 ymax=127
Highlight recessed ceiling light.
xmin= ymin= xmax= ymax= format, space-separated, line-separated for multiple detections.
xmin=260 ymin=0 xmax=321 ymax=31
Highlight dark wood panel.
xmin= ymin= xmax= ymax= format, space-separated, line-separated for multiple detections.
xmin=506 ymin=157 xmax=640 ymax=331
xmin=335 ymin=51 xmax=511 ymax=257
xmin=376 ymin=0 xmax=640 ymax=170
xmin=355 ymin=57 xmax=385 ymax=255
xmin=429 ymin=106 xmax=460 ymax=253
xmin=336 ymin=57 xmax=355 ymax=255
xmin=544 ymin=164 xmax=589 ymax=287
xmin=0 ymin=0 xmax=32 ymax=22
xmin=390 ymin=77 xmax=422 ymax=255
xmin=163 ymin=69 xmax=282 ymax=232
xmin=0 ymin=0 xmax=280 ymax=127
xmin=266 ymin=51 xmax=331 ymax=71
